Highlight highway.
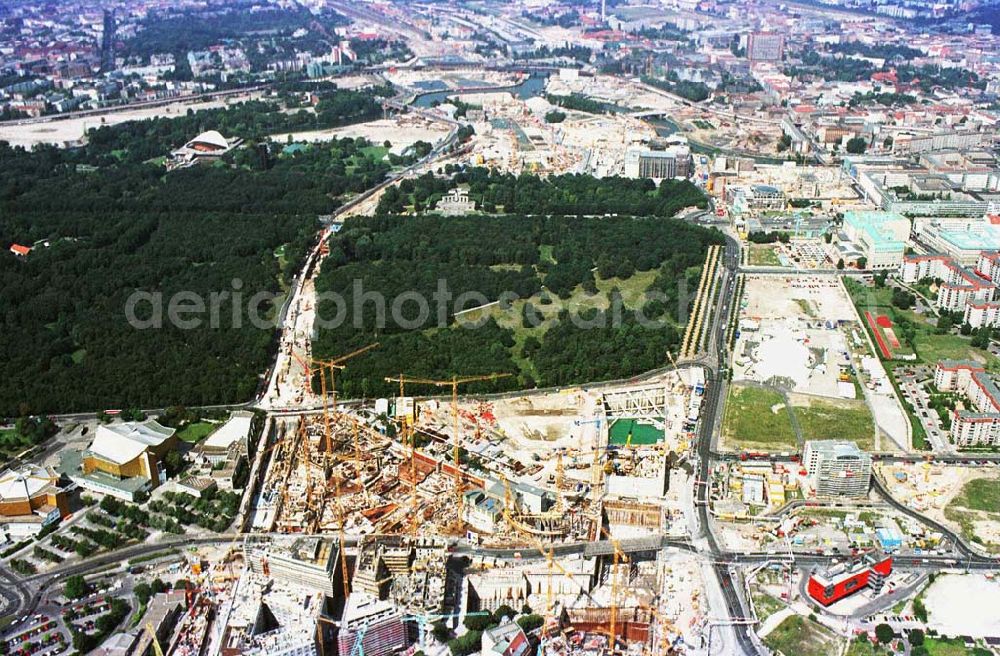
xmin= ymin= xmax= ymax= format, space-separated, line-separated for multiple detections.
xmin=710 ymin=450 xmax=1000 ymax=465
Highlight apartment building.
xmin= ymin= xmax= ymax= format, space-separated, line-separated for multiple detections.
xmin=934 ymin=361 xmax=1000 ymax=446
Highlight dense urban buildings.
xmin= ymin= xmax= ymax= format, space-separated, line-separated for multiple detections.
xmin=3 ymin=0 xmax=1000 ymax=654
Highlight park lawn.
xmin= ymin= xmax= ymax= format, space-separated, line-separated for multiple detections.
xmin=912 ymin=332 xmax=990 ymax=365
xmin=845 ymin=637 xmax=883 ymax=656
xmin=722 ymin=384 xmax=798 ymax=450
xmin=539 ymin=244 xmax=556 ymax=264
xmin=748 ymin=245 xmax=782 ymax=267
xmin=464 ymin=269 xmax=661 ymax=339
xmin=177 ymin=422 xmax=217 ymax=444
xmin=792 ymin=398 xmax=876 ymax=451
xmin=950 ymin=477 xmax=1000 ymax=513
xmin=360 ymin=145 xmax=389 ymax=162
xmin=764 ymin=615 xmax=842 ymax=656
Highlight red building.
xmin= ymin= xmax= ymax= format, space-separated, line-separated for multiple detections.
xmin=807 ymin=555 xmax=892 ymax=606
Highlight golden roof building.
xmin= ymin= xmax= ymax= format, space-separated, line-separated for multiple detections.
xmin=63 ymin=420 xmax=178 ymax=501
xmin=0 ymin=464 xmax=68 ymax=540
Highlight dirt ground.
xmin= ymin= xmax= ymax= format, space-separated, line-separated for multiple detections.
xmin=268 ymin=117 xmax=451 ymax=154
xmin=0 ymin=93 xmax=260 ymax=148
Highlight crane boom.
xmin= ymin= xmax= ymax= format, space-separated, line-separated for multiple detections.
xmin=384 ymin=372 xmax=511 ymax=534
xmin=145 ymin=622 xmax=165 ymax=656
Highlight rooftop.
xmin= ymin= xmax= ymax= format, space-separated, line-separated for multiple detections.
xmin=87 ymin=420 xmax=175 ymax=465
xmin=930 ymin=220 xmax=1000 ymax=252
xmin=0 ymin=464 xmax=59 ymax=502
xmin=204 ymin=412 xmax=253 ymax=450
xmin=843 ymin=210 xmax=908 ymax=250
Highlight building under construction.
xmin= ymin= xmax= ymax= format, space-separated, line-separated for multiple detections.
xmin=352 ymin=535 xmax=450 ymax=615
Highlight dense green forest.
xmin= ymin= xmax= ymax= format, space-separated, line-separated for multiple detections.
xmin=0 ymin=90 xmax=394 ymax=416
xmin=784 ymin=49 xmax=984 ymax=91
xmin=312 ymin=206 xmax=723 ymax=398
xmin=377 ymin=167 xmax=708 ymax=217
xmin=640 ymin=74 xmax=711 ymax=102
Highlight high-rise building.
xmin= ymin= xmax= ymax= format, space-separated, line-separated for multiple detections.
xmin=101 ymin=9 xmax=116 ymax=72
xmin=803 ymin=440 xmax=872 ymax=498
xmin=623 ymin=139 xmax=692 ymax=180
xmin=245 ymin=537 xmax=342 ymax=598
xmin=747 ymin=32 xmax=785 ymax=62
xmin=338 ymin=595 xmax=407 ymax=656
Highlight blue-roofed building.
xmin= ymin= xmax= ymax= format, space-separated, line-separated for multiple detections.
xmin=842 ymin=210 xmax=910 ymax=269
xmin=876 ymin=521 xmax=904 ymax=552
xmin=463 ymin=488 xmax=502 ymax=534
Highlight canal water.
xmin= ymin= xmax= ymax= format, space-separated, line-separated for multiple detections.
xmin=412 ymin=73 xmax=548 ymax=107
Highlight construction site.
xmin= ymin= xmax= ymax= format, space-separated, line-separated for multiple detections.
xmin=227 ymin=322 xmax=712 ymax=655
xmin=253 ymin=361 xmax=704 ymax=543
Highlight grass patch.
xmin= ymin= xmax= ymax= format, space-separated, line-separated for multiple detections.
xmin=847 ymin=279 xmax=996 ymax=366
xmin=792 ymin=398 xmax=876 ymax=450
xmin=846 ymin=637 xmax=884 ymax=656
xmin=925 ymin=637 xmax=987 ymax=656
xmin=539 ymin=244 xmax=556 ymax=264
xmin=752 ymin=590 xmax=784 ymax=621
xmin=950 ymin=477 xmax=1000 ymax=513
xmin=722 ymin=384 xmax=798 ymax=450
xmin=764 ymin=615 xmax=842 ymax=656
xmin=360 ymin=145 xmax=389 ymax=161
xmin=748 ymin=245 xmax=782 ymax=267
xmin=177 ymin=422 xmax=217 ymax=443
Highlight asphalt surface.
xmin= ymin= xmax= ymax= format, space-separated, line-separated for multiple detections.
xmin=691 ymin=235 xmax=766 ymax=655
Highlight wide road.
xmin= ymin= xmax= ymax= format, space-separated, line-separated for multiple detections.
xmin=692 ymin=234 xmax=766 ymax=656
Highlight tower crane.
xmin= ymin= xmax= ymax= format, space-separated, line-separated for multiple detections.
xmin=600 ymin=526 xmax=629 ymax=655
xmin=573 ymin=416 xmax=607 ymax=495
xmin=294 ymin=343 xmax=378 ymax=453
xmin=499 ymin=474 xmax=600 ymax=607
xmin=144 ymin=623 xmax=165 ymax=656
xmin=383 ymin=374 xmax=429 ymax=536
xmin=384 ymin=373 xmax=511 ymax=534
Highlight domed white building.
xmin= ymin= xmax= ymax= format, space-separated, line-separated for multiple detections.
xmin=169 ymin=129 xmax=242 ymax=168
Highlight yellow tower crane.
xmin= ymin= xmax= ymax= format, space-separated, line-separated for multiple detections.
xmin=600 ymin=526 xmax=629 ymax=655
xmin=296 ymin=343 xmax=378 ymax=453
xmin=385 ymin=373 xmax=511 ymax=534
xmin=145 ymin=623 xmax=164 ymax=656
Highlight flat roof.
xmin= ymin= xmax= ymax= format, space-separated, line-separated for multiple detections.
xmin=204 ymin=413 xmax=252 ymax=450
xmin=844 ymin=210 xmax=907 ymax=249
xmin=935 ymin=223 xmax=1000 ymax=252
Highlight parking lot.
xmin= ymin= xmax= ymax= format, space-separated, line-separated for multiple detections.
xmin=3 ymin=614 xmax=68 ymax=656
